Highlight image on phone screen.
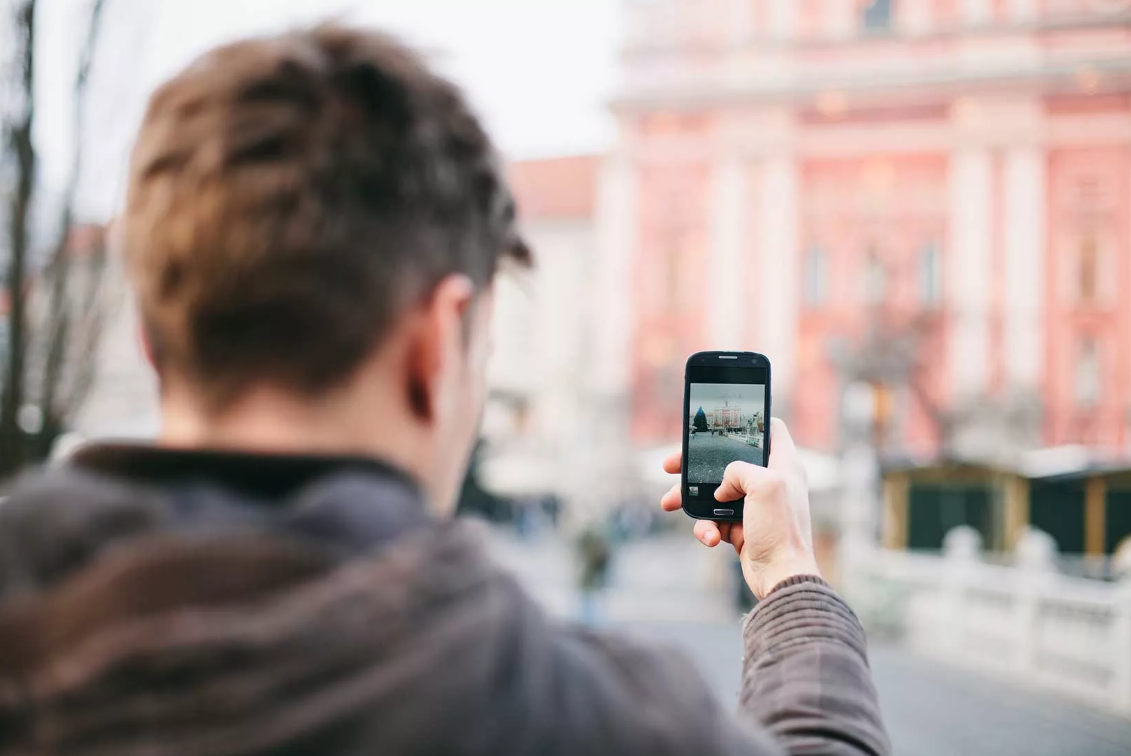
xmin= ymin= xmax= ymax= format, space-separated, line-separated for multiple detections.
xmin=686 ymin=376 xmax=767 ymax=485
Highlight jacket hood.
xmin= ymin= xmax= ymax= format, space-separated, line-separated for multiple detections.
xmin=0 ymin=457 xmax=543 ymax=756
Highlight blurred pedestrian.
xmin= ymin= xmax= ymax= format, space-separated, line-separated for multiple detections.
xmin=0 ymin=25 xmax=888 ymax=756
xmin=576 ymin=524 xmax=611 ymax=624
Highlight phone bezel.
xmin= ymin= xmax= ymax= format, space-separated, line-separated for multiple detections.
xmin=681 ymin=351 xmax=772 ymax=522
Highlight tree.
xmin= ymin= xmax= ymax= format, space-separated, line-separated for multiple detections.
xmin=1 ymin=0 xmax=112 ymax=478
xmin=830 ymin=308 xmax=953 ymax=454
xmin=693 ymin=406 xmax=708 ymax=432
xmin=833 ymin=295 xmax=1039 ymax=460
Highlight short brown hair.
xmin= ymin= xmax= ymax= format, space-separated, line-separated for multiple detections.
xmin=124 ymin=26 xmax=530 ymax=407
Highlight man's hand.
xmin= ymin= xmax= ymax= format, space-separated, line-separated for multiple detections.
xmin=659 ymin=419 xmax=820 ymax=600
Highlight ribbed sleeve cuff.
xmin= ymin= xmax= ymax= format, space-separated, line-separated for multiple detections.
xmin=741 ymin=576 xmax=868 ymax=662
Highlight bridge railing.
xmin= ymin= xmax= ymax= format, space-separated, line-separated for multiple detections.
xmin=855 ymin=527 xmax=1131 ymax=716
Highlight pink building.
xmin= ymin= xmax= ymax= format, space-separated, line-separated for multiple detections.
xmin=609 ymin=0 xmax=1131 ymax=459
xmin=708 ymin=404 xmax=742 ymax=430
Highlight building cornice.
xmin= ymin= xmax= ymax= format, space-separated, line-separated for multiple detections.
xmin=611 ymin=58 xmax=1131 ymax=113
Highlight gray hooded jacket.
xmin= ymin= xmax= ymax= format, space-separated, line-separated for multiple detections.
xmin=0 ymin=445 xmax=888 ymax=756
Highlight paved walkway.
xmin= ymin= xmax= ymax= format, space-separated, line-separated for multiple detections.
xmin=485 ymin=529 xmax=1131 ymax=756
xmin=625 ymin=621 xmax=1131 ymax=756
xmin=687 ymin=432 xmax=764 ymax=483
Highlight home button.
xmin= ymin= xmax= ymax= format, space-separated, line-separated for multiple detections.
xmin=712 ymin=508 xmax=735 ymax=517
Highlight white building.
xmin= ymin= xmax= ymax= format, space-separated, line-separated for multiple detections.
xmin=481 ymin=155 xmax=638 ymax=521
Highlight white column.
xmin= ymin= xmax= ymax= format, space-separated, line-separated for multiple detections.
xmin=1127 ymin=150 xmax=1131 ymax=454
xmin=901 ymin=0 xmax=935 ymax=35
xmin=758 ymin=155 xmax=800 ymax=399
xmin=768 ymin=0 xmax=799 ymax=39
xmin=826 ymin=0 xmax=855 ymax=39
xmin=586 ymin=153 xmax=639 ymax=512
xmin=1003 ymin=146 xmax=1045 ymax=391
xmin=1008 ymin=0 xmax=1038 ymax=22
xmin=591 ymin=154 xmax=637 ymax=399
xmin=709 ymin=158 xmax=746 ymax=350
xmin=948 ymin=147 xmax=993 ymax=400
xmin=962 ymin=0 xmax=992 ymax=26
xmin=724 ymin=0 xmax=754 ymax=43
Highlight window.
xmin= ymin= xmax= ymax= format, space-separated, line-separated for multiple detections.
xmin=863 ymin=249 xmax=886 ymax=305
xmin=1076 ymin=338 xmax=1101 ymax=408
xmin=862 ymin=0 xmax=893 ymax=31
xmin=1078 ymin=237 xmax=1098 ymax=303
xmin=803 ymin=245 xmax=827 ymax=306
xmin=920 ymin=241 xmax=942 ymax=306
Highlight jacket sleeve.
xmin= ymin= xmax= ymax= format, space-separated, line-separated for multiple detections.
xmin=739 ymin=576 xmax=890 ymax=756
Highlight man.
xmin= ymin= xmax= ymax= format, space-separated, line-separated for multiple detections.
xmin=0 ymin=26 xmax=888 ymax=756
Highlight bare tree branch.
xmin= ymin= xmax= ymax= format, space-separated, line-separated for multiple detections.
xmin=39 ymin=0 xmax=110 ymax=428
xmin=0 ymin=0 xmax=36 ymax=475
xmin=1 ymin=0 xmax=123 ymax=478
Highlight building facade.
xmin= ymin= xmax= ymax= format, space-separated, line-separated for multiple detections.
xmin=610 ymin=0 xmax=1131 ymax=460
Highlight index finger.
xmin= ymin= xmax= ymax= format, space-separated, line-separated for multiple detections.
xmin=662 ymin=450 xmax=682 ymax=475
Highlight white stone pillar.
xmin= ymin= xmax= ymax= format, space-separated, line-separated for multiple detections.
xmin=1008 ymin=0 xmax=1038 ymax=22
xmin=591 ymin=153 xmax=637 ymax=399
xmin=768 ymin=0 xmax=799 ymax=39
xmin=825 ymin=0 xmax=855 ymax=39
xmin=1003 ymin=146 xmax=1045 ymax=392
xmin=586 ymin=153 xmax=639 ymax=511
xmin=1113 ymin=580 xmax=1131 ymax=714
xmin=709 ymin=158 xmax=747 ymax=350
xmin=962 ymin=0 xmax=992 ymax=26
xmin=948 ymin=147 xmax=993 ymax=400
xmin=901 ymin=0 xmax=935 ymax=35
xmin=724 ymin=0 xmax=753 ymax=43
xmin=758 ymin=154 xmax=800 ymax=401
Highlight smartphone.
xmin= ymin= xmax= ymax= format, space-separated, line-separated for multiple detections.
xmin=681 ymin=351 xmax=772 ymax=522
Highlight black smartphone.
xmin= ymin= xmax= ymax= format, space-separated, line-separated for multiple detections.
xmin=681 ymin=351 xmax=772 ymax=522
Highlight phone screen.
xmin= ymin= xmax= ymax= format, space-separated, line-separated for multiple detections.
xmin=685 ymin=362 xmax=769 ymax=505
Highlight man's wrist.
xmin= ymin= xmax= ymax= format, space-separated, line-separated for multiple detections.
xmin=765 ymin=573 xmax=828 ymax=596
xmin=751 ymin=556 xmax=822 ymax=600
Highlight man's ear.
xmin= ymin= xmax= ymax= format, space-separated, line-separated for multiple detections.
xmin=404 ymin=274 xmax=476 ymax=422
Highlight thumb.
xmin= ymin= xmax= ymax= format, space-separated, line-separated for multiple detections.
xmin=714 ymin=460 xmax=770 ymax=504
xmin=766 ymin=418 xmax=799 ymax=472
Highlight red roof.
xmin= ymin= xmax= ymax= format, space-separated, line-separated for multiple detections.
xmin=508 ymin=155 xmax=600 ymax=221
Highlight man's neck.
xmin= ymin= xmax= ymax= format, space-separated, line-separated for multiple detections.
xmin=158 ymin=384 xmax=429 ymax=484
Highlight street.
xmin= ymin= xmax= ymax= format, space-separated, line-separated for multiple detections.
xmin=687 ymin=432 xmax=764 ymax=484
xmin=485 ymin=529 xmax=1131 ymax=756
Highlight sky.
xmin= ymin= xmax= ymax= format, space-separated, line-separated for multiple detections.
xmin=34 ymin=0 xmax=621 ymax=220
xmin=689 ymin=383 xmax=767 ymax=412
